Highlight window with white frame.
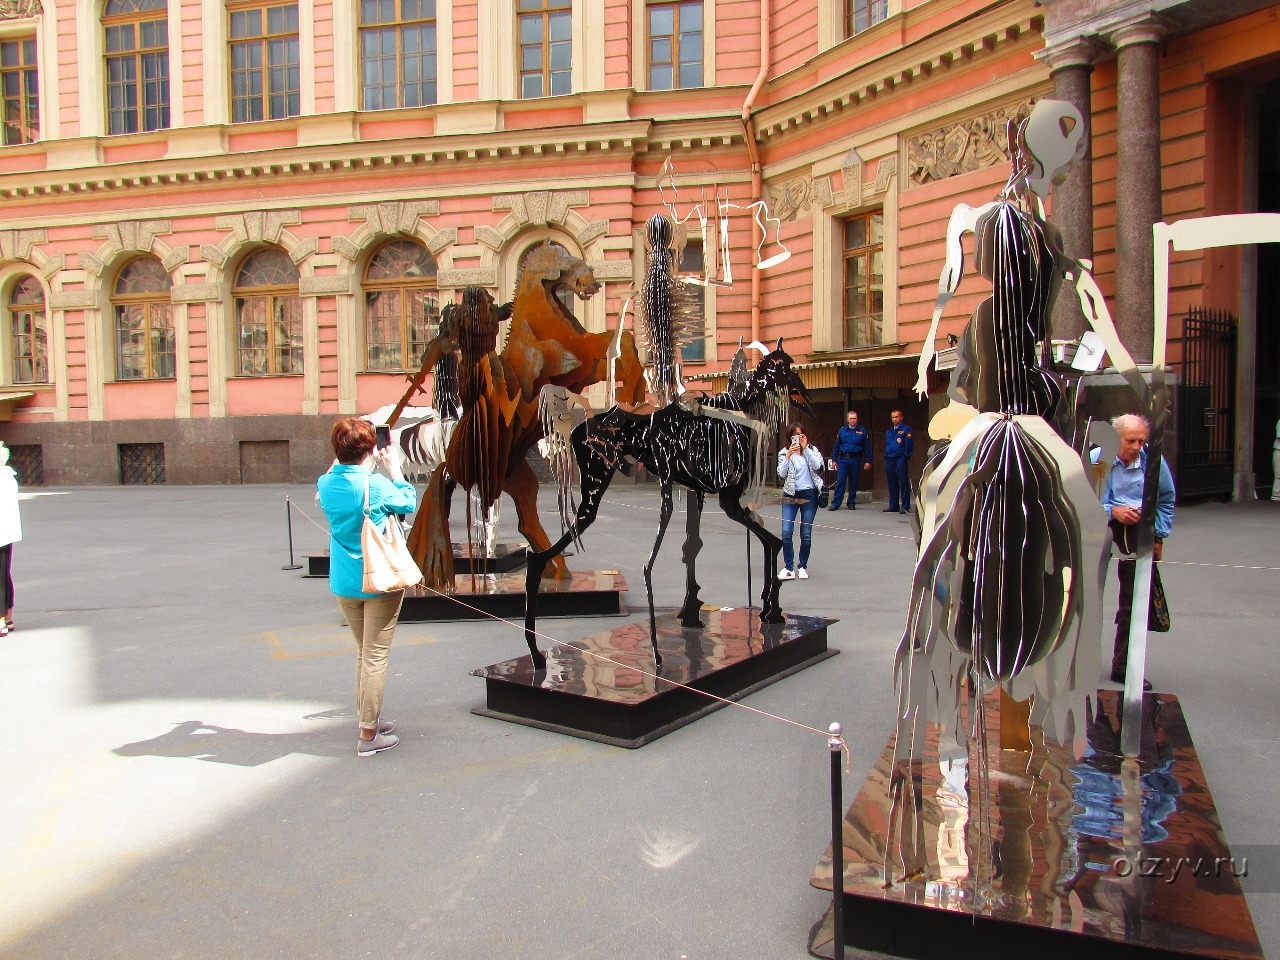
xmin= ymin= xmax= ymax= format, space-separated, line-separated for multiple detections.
xmin=229 ymin=1 xmax=300 ymax=122
xmin=103 ymin=0 xmax=170 ymax=135
xmin=517 ymin=0 xmax=571 ymax=98
xmin=359 ymin=0 xmax=438 ymax=110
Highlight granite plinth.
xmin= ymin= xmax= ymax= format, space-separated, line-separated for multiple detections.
xmin=471 ymin=607 xmax=837 ymax=748
xmin=300 ymin=541 xmax=536 ymax=579
xmin=808 ymin=690 xmax=1262 ymax=960
xmin=399 ymin=569 xmax=626 ymax=623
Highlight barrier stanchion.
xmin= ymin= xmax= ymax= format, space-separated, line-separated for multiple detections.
xmin=282 ymin=496 xmax=303 ymax=570
xmin=745 ymin=526 xmax=752 ymax=611
xmin=829 ymin=721 xmax=845 ymax=960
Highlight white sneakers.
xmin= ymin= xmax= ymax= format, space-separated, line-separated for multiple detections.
xmin=778 ymin=568 xmax=809 ymax=580
xmin=797 ymin=567 xmax=809 ymax=579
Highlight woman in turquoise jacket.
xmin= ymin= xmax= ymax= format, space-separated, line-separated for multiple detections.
xmin=317 ymin=417 xmax=417 ymax=757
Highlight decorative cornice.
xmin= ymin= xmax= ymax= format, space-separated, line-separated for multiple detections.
xmin=905 ymin=100 xmax=1034 ymax=187
xmin=1036 ymin=36 xmax=1106 ymax=72
xmin=0 ymin=0 xmax=41 ymax=19
xmin=1108 ymin=15 xmax=1167 ymax=50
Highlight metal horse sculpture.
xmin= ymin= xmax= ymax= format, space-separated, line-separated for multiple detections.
xmin=405 ymin=243 xmax=646 ymax=588
xmin=523 ymin=340 xmax=811 ymax=670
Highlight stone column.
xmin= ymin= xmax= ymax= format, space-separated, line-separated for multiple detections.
xmin=1041 ymin=38 xmax=1103 ymax=342
xmin=1110 ymin=18 xmax=1166 ymax=364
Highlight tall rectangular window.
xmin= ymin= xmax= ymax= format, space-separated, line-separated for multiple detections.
xmin=0 ymin=37 xmax=38 ymax=145
xmin=843 ymin=212 xmax=884 ymax=348
xmin=845 ymin=0 xmax=888 ymax=36
xmin=359 ymin=0 xmax=437 ymax=110
xmin=647 ymin=1 xmax=702 ymax=90
xmin=229 ymin=2 xmax=300 ymax=123
xmin=518 ymin=0 xmax=571 ymax=99
xmin=104 ymin=0 xmax=170 ymax=135
xmin=680 ymin=239 xmax=706 ymax=362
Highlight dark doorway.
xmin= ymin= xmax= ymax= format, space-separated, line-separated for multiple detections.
xmin=1255 ymin=79 xmax=1280 ymax=492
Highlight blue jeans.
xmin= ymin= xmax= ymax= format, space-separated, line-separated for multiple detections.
xmin=780 ymin=487 xmax=818 ymax=570
xmin=886 ymin=457 xmax=910 ymax=511
xmin=832 ymin=459 xmax=865 ymax=508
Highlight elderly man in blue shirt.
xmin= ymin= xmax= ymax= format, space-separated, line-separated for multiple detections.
xmin=1097 ymin=413 xmax=1175 ymax=691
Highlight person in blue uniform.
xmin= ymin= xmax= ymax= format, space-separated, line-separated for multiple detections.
xmin=883 ymin=409 xmax=914 ymax=513
xmin=1096 ymin=413 xmax=1175 ymax=692
xmin=828 ymin=410 xmax=871 ymax=510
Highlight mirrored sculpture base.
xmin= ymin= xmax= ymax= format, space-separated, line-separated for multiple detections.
xmin=300 ymin=541 xmax=539 ymax=579
xmin=808 ymin=690 xmax=1262 ymax=960
xmin=400 ymin=570 xmax=627 ymax=623
xmin=472 ymin=608 xmax=837 ymax=748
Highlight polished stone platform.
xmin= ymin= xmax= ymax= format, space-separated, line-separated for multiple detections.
xmin=808 ymin=690 xmax=1262 ymax=960
xmin=400 ymin=569 xmax=626 ymax=623
xmin=471 ymin=607 xmax=837 ymax=748
xmin=301 ymin=541 xmax=533 ymax=579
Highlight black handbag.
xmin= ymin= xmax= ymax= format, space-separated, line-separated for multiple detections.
xmin=1148 ymin=565 xmax=1171 ymax=633
xmin=817 ymin=485 xmax=830 ymax=509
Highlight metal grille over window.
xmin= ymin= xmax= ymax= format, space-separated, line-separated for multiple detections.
xmin=647 ymin=1 xmax=702 ymax=90
xmin=234 ymin=248 xmax=303 ymax=376
xmin=842 ymin=212 xmax=885 ymax=349
xmin=104 ymin=0 xmax=170 ymax=135
xmin=845 ymin=0 xmax=888 ymax=36
xmin=113 ymin=257 xmax=174 ymax=381
xmin=7 ymin=444 xmax=41 ymax=486
xmin=364 ymin=239 xmax=439 ymax=371
xmin=359 ymin=0 xmax=437 ymax=110
xmin=229 ymin=2 xmax=300 ymax=122
xmin=118 ymin=442 xmax=165 ymax=485
xmin=0 ymin=35 xmax=38 ymax=145
xmin=7 ymin=274 xmax=47 ymax=384
xmin=518 ymin=0 xmax=571 ymax=99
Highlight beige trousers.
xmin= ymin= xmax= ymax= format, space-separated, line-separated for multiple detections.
xmin=336 ymin=591 xmax=405 ymax=729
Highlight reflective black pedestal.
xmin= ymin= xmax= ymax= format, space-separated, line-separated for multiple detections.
xmin=472 ymin=608 xmax=837 ymax=748
xmin=399 ymin=570 xmax=627 ymax=623
xmin=808 ymin=690 xmax=1262 ymax=960
xmin=301 ymin=542 xmax=531 ymax=579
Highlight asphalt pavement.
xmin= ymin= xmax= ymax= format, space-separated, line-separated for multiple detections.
xmin=1 ymin=484 xmax=1277 ymax=959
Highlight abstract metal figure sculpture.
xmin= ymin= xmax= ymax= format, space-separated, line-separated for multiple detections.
xmin=523 ymin=340 xmax=811 ymax=670
xmin=889 ymin=101 xmax=1152 ymax=878
xmin=404 ymin=243 xmax=646 ymax=588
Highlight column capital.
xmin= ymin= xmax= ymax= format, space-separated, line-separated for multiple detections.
xmin=1036 ymin=36 xmax=1107 ymax=73
xmin=1108 ymin=15 xmax=1167 ymax=50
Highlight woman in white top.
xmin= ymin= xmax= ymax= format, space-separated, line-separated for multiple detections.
xmin=776 ymin=422 xmax=824 ymax=579
xmin=0 ymin=442 xmax=21 ymax=636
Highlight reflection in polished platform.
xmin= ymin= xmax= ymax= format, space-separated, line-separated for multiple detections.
xmin=301 ymin=541 xmax=535 ymax=579
xmin=808 ymin=690 xmax=1262 ymax=960
xmin=399 ymin=569 xmax=626 ymax=623
xmin=472 ymin=607 xmax=838 ymax=747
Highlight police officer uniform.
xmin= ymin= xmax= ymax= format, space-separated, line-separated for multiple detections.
xmin=829 ymin=420 xmax=871 ymax=510
xmin=884 ymin=419 xmax=914 ymax=513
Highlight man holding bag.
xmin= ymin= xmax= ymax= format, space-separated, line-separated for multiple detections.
xmin=318 ymin=417 xmax=418 ymax=757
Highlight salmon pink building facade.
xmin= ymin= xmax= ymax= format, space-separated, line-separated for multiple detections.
xmin=0 ymin=0 xmax=1277 ymax=495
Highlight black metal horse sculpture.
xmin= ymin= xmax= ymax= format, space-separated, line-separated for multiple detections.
xmin=522 ymin=340 xmax=812 ymax=670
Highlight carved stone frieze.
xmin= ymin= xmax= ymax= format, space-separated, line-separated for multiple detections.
xmin=813 ymin=176 xmax=835 ymax=209
xmin=494 ymin=190 xmax=588 ymax=227
xmin=768 ymin=176 xmax=813 ymax=222
xmin=0 ymin=228 xmax=47 ymax=263
xmin=0 ymin=0 xmax=41 ymax=20
xmin=874 ymin=155 xmax=898 ymax=193
xmin=437 ymin=268 xmax=497 ymax=287
xmin=349 ymin=200 xmax=439 ymax=235
xmin=214 ymin=210 xmax=302 ymax=245
xmin=299 ymin=276 xmax=354 ymax=297
xmin=906 ymin=100 xmax=1034 ymax=186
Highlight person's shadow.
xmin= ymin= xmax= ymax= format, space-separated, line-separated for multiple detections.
xmin=114 ymin=717 xmax=348 ymax=766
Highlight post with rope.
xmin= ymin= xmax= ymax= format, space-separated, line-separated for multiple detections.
xmin=829 ymin=721 xmax=845 ymax=960
xmin=282 ymin=496 xmax=302 ymax=571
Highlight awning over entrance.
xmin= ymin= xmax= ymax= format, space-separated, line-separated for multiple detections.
xmin=0 ymin=390 xmax=35 ymax=422
xmin=686 ymin=353 xmax=921 ymax=393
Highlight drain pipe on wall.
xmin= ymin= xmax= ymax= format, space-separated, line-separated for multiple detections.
xmin=742 ymin=0 xmax=770 ymax=345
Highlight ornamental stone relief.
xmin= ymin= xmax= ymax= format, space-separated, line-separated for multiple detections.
xmin=768 ymin=176 xmax=813 ymax=222
xmin=0 ymin=0 xmax=41 ymax=20
xmin=905 ymin=100 xmax=1034 ymax=187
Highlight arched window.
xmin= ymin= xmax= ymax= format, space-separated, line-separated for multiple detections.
xmin=113 ymin=257 xmax=174 ymax=380
xmin=233 ymin=248 xmax=302 ymax=376
xmin=364 ymin=239 xmax=439 ymax=371
xmin=103 ymin=0 xmax=170 ymax=135
xmin=359 ymin=0 xmax=437 ymax=110
xmin=8 ymin=275 xmax=47 ymax=384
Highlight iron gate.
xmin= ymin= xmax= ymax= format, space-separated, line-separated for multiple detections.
xmin=1176 ymin=307 xmax=1236 ymax=499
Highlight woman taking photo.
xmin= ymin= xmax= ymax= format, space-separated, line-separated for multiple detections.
xmin=317 ymin=417 xmax=417 ymax=757
xmin=776 ymin=422 xmax=824 ymax=580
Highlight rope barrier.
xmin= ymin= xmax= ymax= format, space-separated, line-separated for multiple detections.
xmin=599 ymin=496 xmax=915 ymax=540
xmin=287 ymin=498 xmax=331 ymax=536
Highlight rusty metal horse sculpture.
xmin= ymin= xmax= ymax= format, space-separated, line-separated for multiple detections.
xmin=403 ymin=242 xmax=646 ymax=588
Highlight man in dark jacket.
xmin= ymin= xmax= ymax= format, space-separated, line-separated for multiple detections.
xmin=829 ymin=411 xmax=871 ymax=510
xmin=883 ymin=409 xmax=914 ymax=513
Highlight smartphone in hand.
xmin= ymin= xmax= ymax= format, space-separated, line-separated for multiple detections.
xmin=375 ymin=424 xmax=392 ymax=449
